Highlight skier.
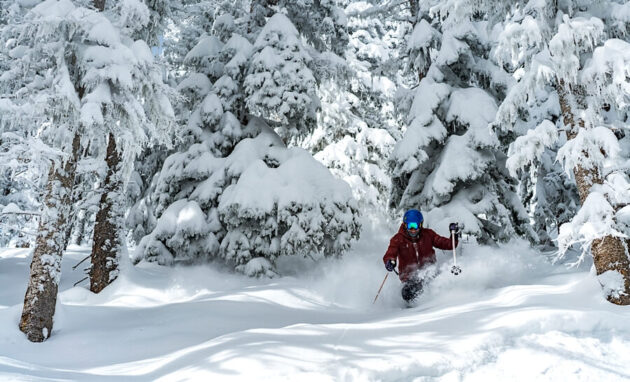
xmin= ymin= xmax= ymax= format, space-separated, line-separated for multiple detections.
xmin=383 ymin=209 xmax=460 ymax=303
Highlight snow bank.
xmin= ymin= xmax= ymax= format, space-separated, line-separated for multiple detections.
xmin=2 ymin=237 xmax=630 ymax=381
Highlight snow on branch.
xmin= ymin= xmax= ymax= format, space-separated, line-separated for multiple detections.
xmin=557 ymin=126 xmax=620 ymax=175
xmin=345 ymin=0 xmax=408 ymax=19
xmin=549 ymin=16 xmax=604 ymax=83
xmin=506 ymin=120 xmax=558 ymax=176
xmin=1 ymin=203 xmax=40 ymax=216
xmin=581 ymin=39 xmax=630 ymax=110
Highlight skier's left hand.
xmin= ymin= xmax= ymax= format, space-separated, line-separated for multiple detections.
xmin=449 ymin=222 xmax=462 ymax=237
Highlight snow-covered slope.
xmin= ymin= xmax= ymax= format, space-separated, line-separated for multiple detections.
xmin=1 ymin=226 xmax=629 ymax=381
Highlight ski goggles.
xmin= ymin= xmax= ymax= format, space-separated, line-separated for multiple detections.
xmin=407 ymin=222 xmax=421 ymax=230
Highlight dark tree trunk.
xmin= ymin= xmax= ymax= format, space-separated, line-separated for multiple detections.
xmin=74 ymin=210 xmax=88 ymax=245
xmin=557 ymin=80 xmax=630 ymax=305
xmin=90 ymin=132 xmax=123 ymax=293
xmin=62 ymin=189 xmax=79 ymax=250
xmin=20 ymin=133 xmax=81 ymax=342
xmin=93 ymin=0 xmax=105 ymax=11
xmin=409 ymin=0 xmax=418 ymax=20
xmin=19 ymin=0 xmax=108 ymax=342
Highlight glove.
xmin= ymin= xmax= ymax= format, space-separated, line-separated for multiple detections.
xmin=449 ymin=222 xmax=463 ymax=238
xmin=385 ymin=259 xmax=396 ymax=272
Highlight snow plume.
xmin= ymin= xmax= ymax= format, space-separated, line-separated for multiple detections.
xmin=302 ymin=236 xmax=551 ymax=310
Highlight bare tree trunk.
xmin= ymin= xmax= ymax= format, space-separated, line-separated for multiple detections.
xmin=19 ymin=133 xmax=81 ymax=342
xmin=557 ymin=80 xmax=630 ymax=305
xmin=90 ymin=132 xmax=123 ymax=293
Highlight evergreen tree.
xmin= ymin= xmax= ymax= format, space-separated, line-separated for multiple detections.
xmin=1 ymin=0 xmax=174 ymax=341
xmin=390 ymin=0 xmax=533 ymax=243
xmin=136 ymin=5 xmax=361 ymax=277
xmin=0 ymin=0 xmax=45 ymax=248
xmin=85 ymin=0 xmax=175 ymax=294
xmin=244 ymin=13 xmax=319 ymax=140
xmin=495 ymin=0 xmax=630 ymax=304
xmin=301 ymin=1 xmax=401 ymax=211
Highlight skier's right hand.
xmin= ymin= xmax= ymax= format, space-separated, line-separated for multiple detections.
xmin=385 ymin=260 xmax=396 ymax=272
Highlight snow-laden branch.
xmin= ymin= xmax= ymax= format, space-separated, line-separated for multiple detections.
xmin=1 ymin=203 xmax=40 ymax=217
xmin=345 ymin=0 xmax=408 ymax=19
xmin=0 ymin=222 xmax=37 ymax=236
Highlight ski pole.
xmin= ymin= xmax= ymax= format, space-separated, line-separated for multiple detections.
xmin=373 ymin=272 xmax=390 ymax=304
xmin=451 ymin=229 xmax=461 ymax=275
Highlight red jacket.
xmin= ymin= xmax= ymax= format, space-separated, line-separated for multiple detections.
xmin=383 ymin=223 xmax=457 ymax=281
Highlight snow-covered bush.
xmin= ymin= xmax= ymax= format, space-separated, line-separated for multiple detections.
xmin=139 ymin=121 xmax=360 ymax=277
xmin=134 ymin=5 xmax=362 ymax=277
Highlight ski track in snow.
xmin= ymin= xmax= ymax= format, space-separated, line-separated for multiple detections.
xmin=1 ymin=234 xmax=630 ymax=382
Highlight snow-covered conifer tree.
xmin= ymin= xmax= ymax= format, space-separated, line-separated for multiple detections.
xmin=301 ymin=1 xmax=401 ymax=211
xmin=1 ymin=0 xmax=174 ymax=341
xmin=495 ymin=0 xmax=630 ymax=304
xmin=136 ymin=5 xmax=361 ymax=277
xmin=244 ymin=13 xmax=319 ymax=140
xmin=0 ymin=0 xmax=46 ymax=248
xmin=390 ymin=0 xmax=533 ymax=243
xmin=0 ymin=0 xmax=87 ymax=342
xmin=81 ymin=0 xmax=174 ymax=293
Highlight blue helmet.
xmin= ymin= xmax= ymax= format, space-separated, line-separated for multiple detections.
xmin=403 ymin=209 xmax=423 ymax=228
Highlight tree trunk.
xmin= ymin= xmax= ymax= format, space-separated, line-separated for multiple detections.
xmin=19 ymin=133 xmax=81 ymax=342
xmin=74 ymin=209 xmax=88 ymax=245
xmin=90 ymin=132 xmax=123 ymax=293
xmin=93 ymin=0 xmax=105 ymax=11
xmin=409 ymin=0 xmax=418 ymax=20
xmin=557 ymin=81 xmax=630 ymax=305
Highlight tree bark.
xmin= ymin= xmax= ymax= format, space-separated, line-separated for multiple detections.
xmin=19 ymin=133 xmax=81 ymax=342
xmin=93 ymin=0 xmax=105 ymax=12
xmin=19 ymin=0 xmax=108 ymax=342
xmin=90 ymin=132 xmax=123 ymax=293
xmin=408 ymin=0 xmax=418 ymax=20
xmin=557 ymin=80 xmax=630 ymax=305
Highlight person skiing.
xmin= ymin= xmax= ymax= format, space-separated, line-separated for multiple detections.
xmin=383 ymin=209 xmax=460 ymax=303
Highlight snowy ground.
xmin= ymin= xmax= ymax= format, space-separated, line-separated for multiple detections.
xmin=2 ymin=222 xmax=630 ymax=381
